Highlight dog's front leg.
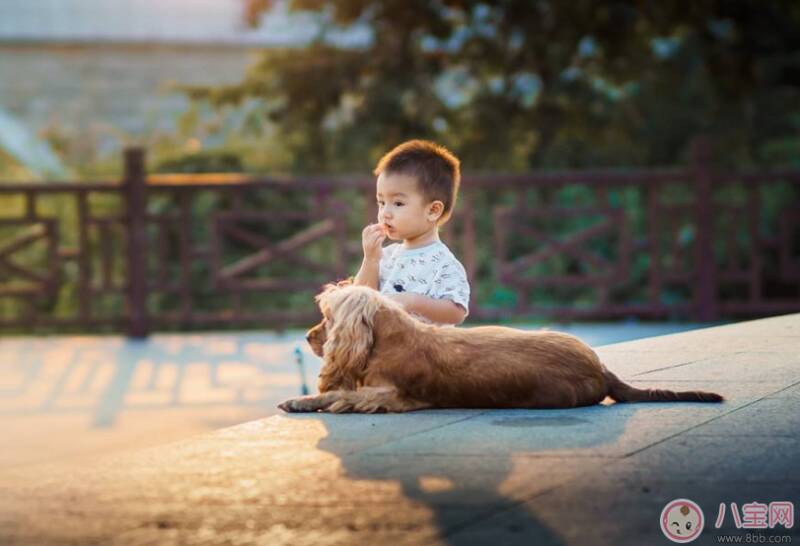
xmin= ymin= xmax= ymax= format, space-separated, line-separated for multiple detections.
xmin=278 ymin=391 xmax=344 ymax=413
xmin=279 ymin=388 xmax=431 ymax=414
xmin=326 ymin=387 xmax=432 ymax=414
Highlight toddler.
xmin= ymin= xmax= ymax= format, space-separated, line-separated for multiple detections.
xmin=353 ymin=140 xmax=470 ymax=326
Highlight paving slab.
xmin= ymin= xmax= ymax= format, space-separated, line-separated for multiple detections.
xmin=1 ymin=313 xmax=799 ymax=546
xmin=634 ymin=351 xmax=800 ymax=382
xmin=457 ymin=435 xmax=800 ymax=546
xmin=0 ymin=331 xmax=322 ymax=473
xmin=450 ymin=478 xmax=800 ymax=546
xmin=681 ymin=390 xmax=800 ymax=437
xmin=768 ymin=382 xmax=800 ymax=399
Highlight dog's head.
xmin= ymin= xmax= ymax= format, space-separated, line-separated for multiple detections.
xmin=307 ymin=281 xmax=405 ymax=391
xmin=306 ymin=278 xmax=352 ymax=357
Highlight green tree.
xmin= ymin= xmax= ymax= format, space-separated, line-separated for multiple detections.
xmin=189 ymin=0 xmax=800 ymax=171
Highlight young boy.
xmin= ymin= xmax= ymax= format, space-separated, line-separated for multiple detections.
xmin=353 ymin=139 xmax=470 ymax=326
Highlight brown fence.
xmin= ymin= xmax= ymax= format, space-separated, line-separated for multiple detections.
xmin=1 ymin=142 xmax=799 ymax=337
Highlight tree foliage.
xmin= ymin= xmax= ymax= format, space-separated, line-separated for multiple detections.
xmin=190 ymin=0 xmax=800 ymax=171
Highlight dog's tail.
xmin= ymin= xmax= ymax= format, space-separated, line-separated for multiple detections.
xmin=603 ymin=369 xmax=724 ymax=403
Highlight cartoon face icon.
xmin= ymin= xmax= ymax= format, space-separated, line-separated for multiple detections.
xmin=660 ymin=498 xmax=704 ymax=543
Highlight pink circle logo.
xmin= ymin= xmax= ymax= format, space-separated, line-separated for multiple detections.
xmin=660 ymin=498 xmax=704 ymax=543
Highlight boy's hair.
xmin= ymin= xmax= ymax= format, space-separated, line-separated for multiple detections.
xmin=374 ymin=140 xmax=461 ymax=224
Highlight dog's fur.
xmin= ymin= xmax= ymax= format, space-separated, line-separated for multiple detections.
xmin=278 ymin=283 xmax=724 ymax=413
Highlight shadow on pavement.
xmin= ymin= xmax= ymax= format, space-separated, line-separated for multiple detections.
xmin=288 ymin=403 xmax=642 ymax=545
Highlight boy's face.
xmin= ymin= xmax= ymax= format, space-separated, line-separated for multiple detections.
xmin=376 ymin=172 xmax=441 ymax=242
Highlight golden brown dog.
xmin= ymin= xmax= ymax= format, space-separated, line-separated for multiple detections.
xmin=278 ymin=284 xmax=724 ymax=413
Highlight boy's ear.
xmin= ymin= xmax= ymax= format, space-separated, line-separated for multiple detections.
xmin=427 ymin=200 xmax=445 ymax=222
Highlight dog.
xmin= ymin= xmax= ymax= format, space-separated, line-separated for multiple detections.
xmin=278 ymin=283 xmax=724 ymax=413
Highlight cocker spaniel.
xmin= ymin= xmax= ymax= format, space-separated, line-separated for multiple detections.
xmin=278 ymin=284 xmax=724 ymax=413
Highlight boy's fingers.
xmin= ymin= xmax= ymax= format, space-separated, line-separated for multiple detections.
xmin=364 ymin=227 xmax=380 ymax=241
xmin=362 ymin=225 xmax=385 ymax=253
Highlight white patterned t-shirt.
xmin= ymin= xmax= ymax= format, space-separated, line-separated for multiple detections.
xmin=378 ymin=240 xmax=470 ymax=324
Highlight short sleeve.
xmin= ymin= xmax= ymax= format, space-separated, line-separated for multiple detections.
xmin=429 ymin=257 xmax=470 ymax=316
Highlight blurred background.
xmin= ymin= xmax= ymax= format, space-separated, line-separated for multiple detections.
xmin=2 ymin=0 xmax=800 ymax=178
xmin=0 ymin=0 xmax=799 ymax=470
xmin=1 ymin=0 xmax=799 ymax=332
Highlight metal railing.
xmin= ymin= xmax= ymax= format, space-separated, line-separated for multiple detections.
xmin=1 ymin=141 xmax=798 ymax=337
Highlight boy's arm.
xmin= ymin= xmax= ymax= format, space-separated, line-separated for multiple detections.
xmin=390 ymin=293 xmax=466 ymax=325
xmin=354 ymin=224 xmax=386 ymax=290
xmin=353 ymin=258 xmax=380 ymax=290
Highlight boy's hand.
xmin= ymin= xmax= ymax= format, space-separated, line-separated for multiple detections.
xmin=361 ymin=223 xmax=387 ymax=263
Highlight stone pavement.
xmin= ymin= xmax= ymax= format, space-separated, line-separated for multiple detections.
xmin=0 ymin=322 xmax=702 ymax=473
xmin=0 ymin=332 xmax=320 ymax=472
xmin=1 ymin=314 xmax=798 ymax=545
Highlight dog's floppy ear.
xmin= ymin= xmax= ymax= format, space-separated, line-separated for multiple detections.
xmin=314 ymin=277 xmax=354 ymax=307
xmin=317 ymin=286 xmax=378 ymax=392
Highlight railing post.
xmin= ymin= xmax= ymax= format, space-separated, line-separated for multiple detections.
xmin=124 ymin=147 xmax=149 ymax=338
xmin=691 ymin=136 xmax=718 ymax=321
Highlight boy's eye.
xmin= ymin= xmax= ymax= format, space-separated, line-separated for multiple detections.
xmin=394 ymin=202 xmax=404 ymax=206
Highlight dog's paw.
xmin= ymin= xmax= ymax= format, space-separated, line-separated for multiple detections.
xmin=278 ymin=397 xmax=316 ymax=413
